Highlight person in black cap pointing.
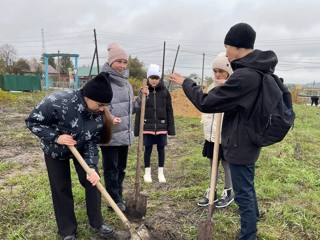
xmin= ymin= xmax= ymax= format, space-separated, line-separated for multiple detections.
xmin=169 ymin=22 xmax=279 ymax=239
xmin=26 ymin=72 xmax=114 ymax=240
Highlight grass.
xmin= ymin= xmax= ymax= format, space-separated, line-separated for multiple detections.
xmin=0 ymin=91 xmax=320 ymax=239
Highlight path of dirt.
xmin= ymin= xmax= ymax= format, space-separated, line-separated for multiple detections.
xmin=0 ymin=105 xmax=44 ymax=188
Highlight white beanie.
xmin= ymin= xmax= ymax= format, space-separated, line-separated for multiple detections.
xmin=212 ymin=52 xmax=233 ymax=76
xmin=147 ymin=64 xmax=161 ymax=78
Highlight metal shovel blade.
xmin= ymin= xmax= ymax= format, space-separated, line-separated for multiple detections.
xmin=197 ymin=220 xmax=213 ymax=240
xmin=131 ymin=224 xmax=151 ymax=240
xmin=126 ymin=191 xmax=147 ymax=219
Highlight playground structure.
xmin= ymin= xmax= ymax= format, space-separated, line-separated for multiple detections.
xmin=43 ymin=53 xmax=79 ymax=90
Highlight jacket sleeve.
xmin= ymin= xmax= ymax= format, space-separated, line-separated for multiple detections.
xmin=25 ymin=97 xmax=59 ymax=143
xmin=182 ymin=69 xmax=259 ymax=113
xmin=82 ymin=141 xmax=99 ymax=167
xmin=166 ymin=91 xmax=176 ymax=135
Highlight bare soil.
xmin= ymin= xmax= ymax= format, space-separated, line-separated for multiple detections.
xmin=0 ymin=93 xmax=207 ymax=240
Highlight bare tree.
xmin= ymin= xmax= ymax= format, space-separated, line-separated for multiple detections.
xmin=0 ymin=44 xmax=17 ymax=72
xmin=0 ymin=58 xmax=6 ymax=75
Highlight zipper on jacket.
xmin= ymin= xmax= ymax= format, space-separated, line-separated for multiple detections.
xmin=128 ymin=83 xmax=131 ymax=143
xmin=266 ymin=114 xmax=272 ymax=128
xmin=153 ymin=88 xmax=157 ymax=133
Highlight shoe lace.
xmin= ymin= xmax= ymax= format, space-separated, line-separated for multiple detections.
xmin=221 ymin=189 xmax=228 ymax=200
xmin=204 ymin=188 xmax=210 ymax=198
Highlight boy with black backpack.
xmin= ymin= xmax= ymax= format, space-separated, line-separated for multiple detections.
xmin=169 ymin=23 xmax=294 ymax=240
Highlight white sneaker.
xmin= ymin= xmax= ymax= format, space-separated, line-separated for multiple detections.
xmin=158 ymin=167 xmax=166 ymax=183
xmin=143 ymin=167 xmax=152 ymax=183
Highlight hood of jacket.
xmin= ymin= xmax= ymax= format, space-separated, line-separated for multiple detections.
xmin=102 ymin=63 xmax=129 ymax=87
xmin=231 ymin=49 xmax=278 ymax=74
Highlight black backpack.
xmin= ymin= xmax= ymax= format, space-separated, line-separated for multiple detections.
xmin=246 ymin=70 xmax=295 ymax=147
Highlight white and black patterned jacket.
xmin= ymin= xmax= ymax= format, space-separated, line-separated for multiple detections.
xmin=25 ymin=89 xmax=104 ymax=167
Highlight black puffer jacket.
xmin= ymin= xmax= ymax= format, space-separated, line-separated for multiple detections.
xmin=182 ymin=49 xmax=278 ymax=165
xmin=134 ymin=82 xmax=175 ymax=136
xmin=25 ymin=89 xmax=104 ymax=166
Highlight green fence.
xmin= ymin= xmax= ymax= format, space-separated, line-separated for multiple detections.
xmin=0 ymin=74 xmax=41 ymax=91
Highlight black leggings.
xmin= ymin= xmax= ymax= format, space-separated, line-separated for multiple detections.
xmin=101 ymin=146 xmax=128 ymax=203
xmin=144 ymin=145 xmax=165 ymax=168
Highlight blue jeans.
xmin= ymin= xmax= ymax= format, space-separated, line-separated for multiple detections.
xmin=229 ymin=163 xmax=259 ymax=240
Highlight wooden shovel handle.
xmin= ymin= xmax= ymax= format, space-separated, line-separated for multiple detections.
xmin=208 ymin=113 xmax=223 ymax=215
xmin=68 ymin=146 xmax=132 ymax=229
xmin=134 ymin=79 xmax=147 ymax=198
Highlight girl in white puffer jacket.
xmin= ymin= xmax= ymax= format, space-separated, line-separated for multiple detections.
xmin=197 ymin=52 xmax=235 ymax=209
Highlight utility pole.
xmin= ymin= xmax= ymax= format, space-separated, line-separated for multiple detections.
xmin=162 ymin=41 xmax=166 ymax=80
xmin=168 ymin=44 xmax=180 ymax=91
xmin=201 ymin=53 xmax=205 ymax=88
xmin=94 ymin=29 xmax=100 ymax=73
xmin=57 ymin=50 xmax=60 ymax=87
xmin=41 ymin=28 xmax=46 ymax=55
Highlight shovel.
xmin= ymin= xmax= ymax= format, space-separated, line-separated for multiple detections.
xmin=68 ymin=146 xmax=150 ymax=240
xmin=127 ymin=79 xmax=148 ymax=219
xmin=197 ymin=113 xmax=223 ymax=240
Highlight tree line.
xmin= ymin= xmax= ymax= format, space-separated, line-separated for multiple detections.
xmin=0 ymin=43 xmax=206 ymax=89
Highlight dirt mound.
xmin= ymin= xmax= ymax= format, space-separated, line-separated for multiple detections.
xmin=171 ymin=89 xmax=201 ymax=118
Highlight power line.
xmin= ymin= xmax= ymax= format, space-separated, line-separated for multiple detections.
xmin=41 ymin=28 xmax=46 ymax=54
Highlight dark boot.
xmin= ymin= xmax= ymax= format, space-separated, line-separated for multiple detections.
xmin=91 ymin=223 xmax=114 ymax=239
xmin=117 ymin=201 xmax=126 ymax=212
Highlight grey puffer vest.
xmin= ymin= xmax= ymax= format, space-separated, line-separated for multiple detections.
xmin=101 ymin=63 xmax=135 ymax=146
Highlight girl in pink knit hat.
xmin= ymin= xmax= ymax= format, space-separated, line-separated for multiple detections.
xmin=100 ymin=43 xmax=148 ymax=212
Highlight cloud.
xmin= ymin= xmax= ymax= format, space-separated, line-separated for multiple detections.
xmin=1 ymin=0 xmax=319 ymax=83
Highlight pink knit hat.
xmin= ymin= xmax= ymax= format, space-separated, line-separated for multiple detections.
xmin=107 ymin=43 xmax=128 ymax=65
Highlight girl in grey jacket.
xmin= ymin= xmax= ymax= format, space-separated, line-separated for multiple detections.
xmin=100 ymin=43 xmax=148 ymax=212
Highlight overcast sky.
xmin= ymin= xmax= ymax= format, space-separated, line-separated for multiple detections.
xmin=1 ymin=0 xmax=320 ymax=84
